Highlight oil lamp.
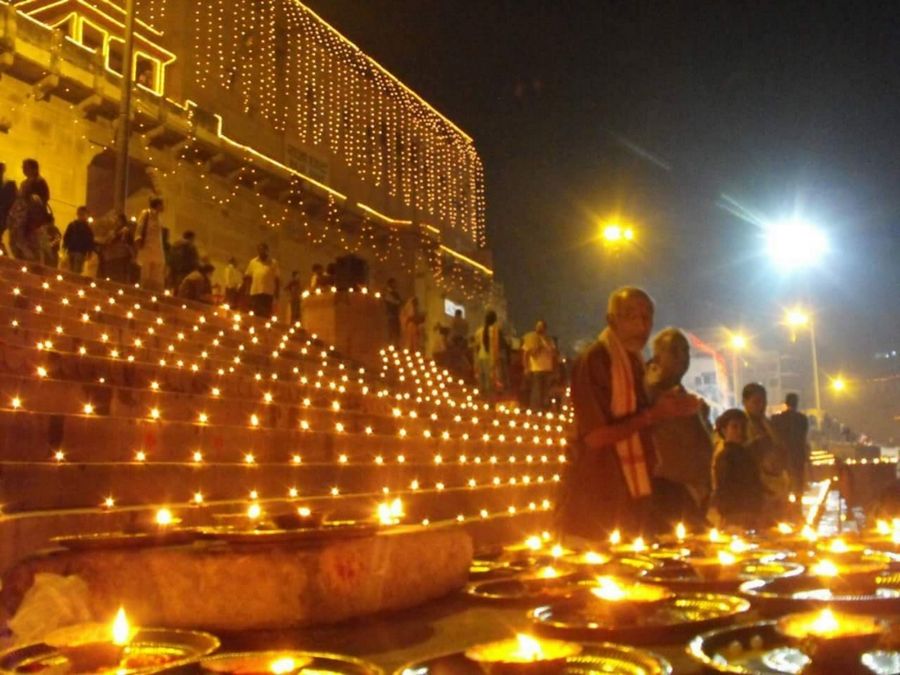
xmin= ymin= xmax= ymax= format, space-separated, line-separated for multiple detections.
xmin=687 ymin=550 xmax=741 ymax=582
xmin=464 ymin=634 xmax=582 ymax=675
xmin=202 ymin=652 xmax=314 ymax=675
xmin=45 ymin=607 xmax=135 ymax=672
xmin=777 ymin=608 xmax=885 ymax=668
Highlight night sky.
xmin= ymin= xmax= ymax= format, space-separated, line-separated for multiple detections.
xmin=304 ymin=1 xmax=899 ymax=379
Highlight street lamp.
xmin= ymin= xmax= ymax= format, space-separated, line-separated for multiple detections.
xmin=600 ymin=221 xmax=635 ymax=246
xmin=728 ymin=333 xmax=747 ymax=407
xmin=830 ymin=376 xmax=847 ymax=394
xmin=785 ymin=307 xmax=822 ymax=412
xmin=766 ymin=219 xmax=828 ymax=270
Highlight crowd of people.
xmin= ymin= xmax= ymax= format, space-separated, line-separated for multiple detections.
xmin=557 ymin=286 xmax=812 ymax=542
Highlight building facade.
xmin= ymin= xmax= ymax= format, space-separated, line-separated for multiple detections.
xmin=0 ymin=0 xmax=499 ymax=351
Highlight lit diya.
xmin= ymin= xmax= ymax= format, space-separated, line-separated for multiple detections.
xmin=816 ymin=537 xmax=866 ymax=561
xmin=776 ymin=607 xmax=886 ymax=667
xmin=586 ymin=576 xmax=673 ymax=623
xmin=559 ymin=550 xmax=611 ymax=568
xmin=201 ymin=651 xmax=313 ymax=675
xmin=464 ymin=634 xmax=582 ymax=675
xmin=808 ymin=557 xmax=885 ymax=592
xmin=686 ymin=551 xmax=742 ymax=582
xmin=44 ymin=607 xmax=137 ymax=672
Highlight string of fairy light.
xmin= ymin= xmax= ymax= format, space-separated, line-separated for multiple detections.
xmin=1 ymin=262 xmax=568 ymax=525
xmin=182 ymin=0 xmax=486 ymax=247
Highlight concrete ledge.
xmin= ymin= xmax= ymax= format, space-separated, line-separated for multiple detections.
xmin=1 ymin=525 xmax=473 ymax=631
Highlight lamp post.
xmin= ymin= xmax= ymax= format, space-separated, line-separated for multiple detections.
xmin=113 ymin=0 xmax=137 ymax=215
xmin=785 ymin=308 xmax=822 ymax=412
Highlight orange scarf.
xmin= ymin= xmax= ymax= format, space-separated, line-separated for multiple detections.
xmin=599 ymin=327 xmax=652 ymax=498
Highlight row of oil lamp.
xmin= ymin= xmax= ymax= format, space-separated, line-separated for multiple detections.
xmin=8 ymin=270 xmax=567 ymax=426
xmin=8 ymin=314 xmax=570 ymax=439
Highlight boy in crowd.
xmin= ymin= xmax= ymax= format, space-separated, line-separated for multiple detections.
xmin=710 ymin=408 xmax=765 ymax=529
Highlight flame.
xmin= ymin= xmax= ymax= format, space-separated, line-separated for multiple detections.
xmin=708 ymin=528 xmax=722 ymax=543
xmin=111 ymin=608 xmax=130 ymax=646
xmin=514 ymin=634 xmax=544 ymax=661
xmin=270 ymin=657 xmax=298 ymax=674
xmin=893 ymin=529 xmax=900 ymax=546
xmin=801 ymin=524 xmax=818 ymax=542
xmin=777 ymin=522 xmax=794 ymax=535
xmin=377 ymin=498 xmax=404 ymax=525
xmin=591 ymin=576 xmax=626 ymax=601
xmin=729 ymin=537 xmax=750 ymax=554
xmin=609 ymin=529 xmax=622 ymax=546
xmin=675 ymin=522 xmax=687 ymax=540
xmin=810 ymin=608 xmax=840 ymax=635
xmin=829 ymin=538 xmax=849 ymax=554
xmin=876 ymin=519 xmax=890 ymax=536
xmin=524 ymin=535 xmax=543 ymax=551
xmin=154 ymin=508 xmax=173 ymax=526
xmin=536 ymin=566 xmax=558 ymax=579
xmin=247 ymin=503 xmax=262 ymax=520
xmin=584 ymin=551 xmax=607 ymax=565
xmin=717 ymin=551 xmax=737 ymax=566
xmin=811 ymin=559 xmax=839 ymax=577
xmin=550 ymin=544 xmax=564 ymax=558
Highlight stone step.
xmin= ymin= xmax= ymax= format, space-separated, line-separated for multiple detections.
xmin=0 ymin=369 xmax=558 ymax=449
xmin=0 ymin=299 xmax=332 ymax=372
xmin=0 ymin=458 xmax=557 ymax=512
xmin=0 ymin=336 xmax=383 ymax=417
xmin=0 ymin=409 xmax=566 ymax=470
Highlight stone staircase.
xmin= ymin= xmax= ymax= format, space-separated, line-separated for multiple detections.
xmin=0 ymin=256 xmax=567 ymax=571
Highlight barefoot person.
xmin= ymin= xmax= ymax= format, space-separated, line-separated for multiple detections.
xmin=557 ymin=287 xmax=701 ymax=541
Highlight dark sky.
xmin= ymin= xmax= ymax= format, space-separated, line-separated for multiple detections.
xmin=305 ymin=0 xmax=899 ymax=377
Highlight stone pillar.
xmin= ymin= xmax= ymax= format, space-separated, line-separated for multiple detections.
xmin=302 ymin=290 xmax=388 ymax=367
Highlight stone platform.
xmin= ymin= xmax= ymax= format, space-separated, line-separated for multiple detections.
xmin=1 ymin=525 xmax=473 ymax=632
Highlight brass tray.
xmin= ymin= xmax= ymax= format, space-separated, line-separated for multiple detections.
xmin=0 ymin=627 xmax=220 ymax=674
xmin=465 ymin=577 xmax=581 ymax=604
xmin=530 ymin=592 xmax=751 ymax=645
xmin=688 ymin=620 xmax=900 ymax=674
xmin=640 ymin=560 xmax=805 ymax=593
xmin=740 ymin=572 xmax=900 ymax=616
xmin=201 ymin=650 xmax=383 ymax=675
xmin=395 ymin=642 xmax=672 ymax=675
xmin=52 ymin=530 xmax=200 ymax=550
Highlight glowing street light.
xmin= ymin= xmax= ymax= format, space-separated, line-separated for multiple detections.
xmin=600 ymin=221 xmax=635 ymax=246
xmin=784 ymin=307 xmax=821 ymax=412
xmin=766 ymin=219 xmax=827 ymax=270
xmin=830 ymin=376 xmax=847 ymax=394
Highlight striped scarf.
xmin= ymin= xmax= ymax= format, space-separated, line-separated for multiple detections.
xmin=599 ymin=327 xmax=652 ymax=498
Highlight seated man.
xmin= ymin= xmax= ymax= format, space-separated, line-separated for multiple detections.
xmin=178 ymin=262 xmax=214 ymax=304
xmin=645 ymin=328 xmax=713 ymax=528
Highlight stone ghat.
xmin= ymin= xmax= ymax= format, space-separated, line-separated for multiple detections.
xmin=1 ymin=525 xmax=473 ymax=631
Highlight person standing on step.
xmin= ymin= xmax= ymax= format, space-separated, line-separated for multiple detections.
xmin=0 ymin=162 xmax=17 ymax=255
xmin=223 ymin=257 xmax=242 ymax=308
xmin=135 ymin=197 xmax=166 ymax=291
xmin=63 ymin=206 xmax=95 ymax=274
xmin=244 ymin=242 xmax=280 ymax=318
xmin=168 ymin=230 xmax=199 ymax=291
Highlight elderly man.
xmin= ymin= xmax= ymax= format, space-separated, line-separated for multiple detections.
xmin=645 ymin=327 xmax=713 ymax=528
xmin=557 ymin=287 xmax=701 ymax=541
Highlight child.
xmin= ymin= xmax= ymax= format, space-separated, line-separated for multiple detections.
xmin=710 ymin=408 xmax=765 ymax=529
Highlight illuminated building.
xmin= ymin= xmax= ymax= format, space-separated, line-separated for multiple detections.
xmin=0 ymin=0 xmax=497 ymax=329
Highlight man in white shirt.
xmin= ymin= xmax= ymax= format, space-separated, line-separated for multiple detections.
xmin=521 ymin=319 xmax=557 ymax=411
xmin=243 ymin=243 xmax=280 ymax=317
